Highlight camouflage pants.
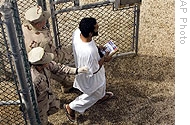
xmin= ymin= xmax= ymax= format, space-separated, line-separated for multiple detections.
xmin=38 ymin=93 xmax=60 ymax=125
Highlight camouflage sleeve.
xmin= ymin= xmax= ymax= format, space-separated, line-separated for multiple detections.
xmin=48 ymin=61 xmax=77 ymax=75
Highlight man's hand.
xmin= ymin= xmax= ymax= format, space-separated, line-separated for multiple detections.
xmin=104 ymin=52 xmax=112 ymax=62
xmin=97 ymin=45 xmax=105 ymax=50
xmin=78 ymin=66 xmax=89 ymax=73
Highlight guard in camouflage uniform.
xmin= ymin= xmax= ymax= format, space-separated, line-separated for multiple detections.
xmin=28 ymin=47 xmax=88 ymax=125
xmin=22 ymin=5 xmax=74 ymax=92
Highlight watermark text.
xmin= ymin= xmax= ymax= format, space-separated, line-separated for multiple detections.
xmin=179 ymin=0 xmax=188 ymax=44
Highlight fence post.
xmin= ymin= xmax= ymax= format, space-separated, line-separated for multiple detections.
xmin=134 ymin=4 xmax=140 ymax=54
xmin=37 ymin=0 xmax=50 ymax=29
xmin=49 ymin=0 xmax=60 ymax=49
xmin=0 ymin=2 xmax=38 ymax=125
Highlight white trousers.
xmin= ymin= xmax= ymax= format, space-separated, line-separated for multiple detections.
xmin=69 ymin=84 xmax=106 ymax=114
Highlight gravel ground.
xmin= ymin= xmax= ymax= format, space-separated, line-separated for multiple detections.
xmin=0 ymin=0 xmax=174 ymax=124
xmin=48 ymin=0 xmax=175 ymax=124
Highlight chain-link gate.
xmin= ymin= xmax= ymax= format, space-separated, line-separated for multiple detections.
xmin=0 ymin=0 xmax=141 ymax=124
xmin=0 ymin=12 xmax=24 ymax=125
xmin=50 ymin=0 xmax=141 ymax=57
xmin=0 ymin=0 xmax=41 ymax=125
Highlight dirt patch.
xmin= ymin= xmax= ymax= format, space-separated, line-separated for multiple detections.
xmin=49 ymin=54 xmax=174 ymax=125
xmin=0 ymin=0 xmax=174 ymax=124
xmin=48 ymin=0 xmax=175 ymax=124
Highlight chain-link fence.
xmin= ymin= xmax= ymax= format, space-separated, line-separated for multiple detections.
xmin=0 ymin=0 xmax=141 ymax=124
xmin=0 ymin=0 xmax=40 ymax=125
xmin=50 ymin=0 xmax=140 ymax=57
xmin=0 ymin=3 xmax=27 ymax=123
xmin=0 ymin=12 xmax=25 ymax=124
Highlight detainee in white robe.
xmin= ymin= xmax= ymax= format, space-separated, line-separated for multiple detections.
xmin=69 ymin=28 xmax=106 ymax=113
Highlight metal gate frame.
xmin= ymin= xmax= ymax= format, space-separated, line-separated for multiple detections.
xmin=0 ymin=1 xmax=41 ymax=124
xmin=0 ymin=0 xmax=141 ymax=124
xmin=49 ymin=0 xmax=141 ymax=57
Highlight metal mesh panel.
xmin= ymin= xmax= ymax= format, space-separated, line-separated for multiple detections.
xmin=0 ymin=0 xmax=38 ymax=124
xmin=0 ymin=16 xmax=25 ymax=125
xmin=0 ymin=0 xmax=140 ymax=124
xmin=16 ymin=0 xmax=38 ymax=23
xmin=12 ymin=0 xmax=41 ymax=124
xmin=0 ymin=105 xmax=24 ymax=124
xmin=53 ymin=2 xmax=137 ymax=55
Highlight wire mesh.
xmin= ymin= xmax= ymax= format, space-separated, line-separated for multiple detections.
xmin=16 ymin=0 xmax=38 ymax=23
xmin=0 ymin=105 xmax=24 ymax=124
xmin=0 ymin=15 xmax=25 ymax=125
xmin=11 ymin=0 xmax=41 ymax=124
xmin=0 ymin=0 xmax=38 ymax=124
xmin=52 ymin=2 xmax=137 ymax=55
xmin=0 ymin=0 xmax=140 ymax=124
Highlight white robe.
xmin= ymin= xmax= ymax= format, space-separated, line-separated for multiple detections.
xmin=72 ymin=28 xmax=106 ymax=95
xmin=70 ymin=29 xmax=106 ymax=113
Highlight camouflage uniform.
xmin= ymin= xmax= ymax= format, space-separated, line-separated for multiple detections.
xmin=22 ymin=22 xmax=73 ymax=64
xmin=22 ymin=22 xmax=74 ymax=92
xmin=31 ymin=61 xmax=76 ymax=125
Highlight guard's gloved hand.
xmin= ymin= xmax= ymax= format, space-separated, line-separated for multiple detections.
xmin=78 ymin=66 xmax=89 ymax=73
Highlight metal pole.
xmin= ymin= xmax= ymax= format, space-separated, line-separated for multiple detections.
xmin=49 ymin=0 xmax=60 ymax=48
xmin=54 ymin=0 xmax=114 ymax=14
xmin=10 ymin=0 xmax=41 ymax=124
xmin=0 ymin=2 xmax=38 ymax=125
xmin=134 ymin=4 xmax=140 ymax=54
xmin=37 ymin=0 xmax=50 ymax=29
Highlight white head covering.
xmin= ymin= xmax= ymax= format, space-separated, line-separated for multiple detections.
xmin=28 ymin=47 xmax=54 ymax=65
xmin=25 ymin=5 xmax=50 ymax=23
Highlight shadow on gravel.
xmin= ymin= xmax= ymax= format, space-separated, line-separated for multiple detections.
xmin=77 ymin=54 xmax=175 ymax=125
